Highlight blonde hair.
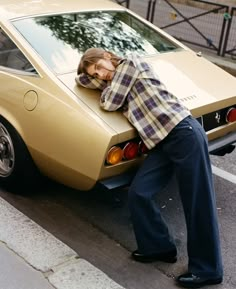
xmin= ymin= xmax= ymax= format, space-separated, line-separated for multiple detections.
xmin=77 ymin=47 xmax=121 ymax=74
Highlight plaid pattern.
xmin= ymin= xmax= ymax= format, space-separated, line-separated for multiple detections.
xmin=75 ymin=74 xmax=107 ymax=90
xmin=76 ymin=55 xmax=190 ymax=149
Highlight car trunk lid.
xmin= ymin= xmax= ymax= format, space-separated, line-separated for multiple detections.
xmin=58 ymin=50 xmax=236 ymax=135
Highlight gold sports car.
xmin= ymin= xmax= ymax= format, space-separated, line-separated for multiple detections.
xmin=0 ymin=0 xmax=235 ymax=191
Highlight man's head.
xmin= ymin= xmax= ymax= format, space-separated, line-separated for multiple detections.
xmin=78 ymin=48 xmax=121 ymax=81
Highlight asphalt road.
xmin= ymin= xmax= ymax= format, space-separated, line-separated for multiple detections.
xmin=0 ymin=149 xmax=235 ymax=289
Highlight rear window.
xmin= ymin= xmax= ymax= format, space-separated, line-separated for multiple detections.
xmin=13 ymin=11 xmax=179 ymax=74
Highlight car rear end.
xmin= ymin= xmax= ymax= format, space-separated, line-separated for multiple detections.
xmin=7 ymin=0 xmax=235 ymax=190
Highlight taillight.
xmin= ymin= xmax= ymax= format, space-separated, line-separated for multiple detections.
xmin=106 ymin=146 xmax=123 ymax=165
xmin=105 ymin=139 xmax=149 ymax=165
xmin=226 ymin=107 xmax=236 ymax=123
xmin=139 ymin=141 xmax=149 ymax=154
xmin=123 ymin=142 xmax=139 ymax=160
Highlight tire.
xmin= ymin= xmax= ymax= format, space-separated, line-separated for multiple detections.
xmin=0 ymin=117 xmax=40 ymax=193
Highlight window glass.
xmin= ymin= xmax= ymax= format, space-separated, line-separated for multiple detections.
xmin=13 ymin=11 xmax=180 ymax=74
xmin=0 ymin=29 xmax=34 ymax=72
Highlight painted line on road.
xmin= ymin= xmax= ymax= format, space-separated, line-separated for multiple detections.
xmin=212 ymin=165 xmax=236 ymax=184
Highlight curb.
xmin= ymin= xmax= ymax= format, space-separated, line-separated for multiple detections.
xmin=0 ymin=197 xmax=125 ymax=289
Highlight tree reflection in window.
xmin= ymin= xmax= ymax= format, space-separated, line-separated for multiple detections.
xmin=36 ymin=12 xmax=155 ymax=55
xmin=14 ymin=11 xmax=178 ymax=74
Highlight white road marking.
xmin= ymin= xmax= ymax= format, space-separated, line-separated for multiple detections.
xmin=212 ymin=165 xmax=236 ymax=184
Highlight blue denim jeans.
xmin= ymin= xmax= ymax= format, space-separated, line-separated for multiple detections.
xmin=128 ymin=115 xmax=223 ymax=278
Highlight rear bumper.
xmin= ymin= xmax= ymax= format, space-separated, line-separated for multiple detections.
xmin=208 ymin=131 xmax=236 ymax=155
xmin=98 ymin=169 xmax=137 ymax=190
xmin=98 ymin=131 xmax=236 ymax=190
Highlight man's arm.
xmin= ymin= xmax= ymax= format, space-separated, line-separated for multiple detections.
xmin=100 ymin=59 xmax=139 ymax=111
xmin=75 ymin=73 xmax=107 ymax=90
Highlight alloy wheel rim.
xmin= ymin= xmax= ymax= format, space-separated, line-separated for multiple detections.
xmin=0 ymin=123 xmax=15 ymax=176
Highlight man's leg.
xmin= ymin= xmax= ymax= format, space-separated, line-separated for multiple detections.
xmin=164 ymin=116 xmax=223 ymax=278
xmin=128 ymin=145 xmax=176 ymax=255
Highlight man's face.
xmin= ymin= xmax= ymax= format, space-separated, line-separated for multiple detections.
xmin=86 ymin=53 xmax=115 ymax=81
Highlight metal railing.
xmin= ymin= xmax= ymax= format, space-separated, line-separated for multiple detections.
xmin=147 ymin=0 xmax=229 ymax=56
xmin=113 ymin=0 xmax=236 ymax=58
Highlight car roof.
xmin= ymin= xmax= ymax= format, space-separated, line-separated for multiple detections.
xmin=0 ymin=0 xmax=122 ymax=20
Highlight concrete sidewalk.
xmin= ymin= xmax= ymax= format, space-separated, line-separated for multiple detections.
xmin=0 ymin=197 xmax=125 ymax=289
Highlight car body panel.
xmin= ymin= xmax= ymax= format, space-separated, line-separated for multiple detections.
xmin=0 ymin=0 xmax=121 ymax=20
xmin=60 ymin=50 xmax=236 ymax=142
xmin=0 ymin=71 xmax=119 ymax=189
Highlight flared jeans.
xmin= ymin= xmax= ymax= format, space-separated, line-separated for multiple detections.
xmin=128 ymin=115 xmax=223 ymax=278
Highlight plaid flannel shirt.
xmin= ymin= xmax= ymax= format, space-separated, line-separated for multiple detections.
xmin=76 ymin=54 xmax=190 ymax=149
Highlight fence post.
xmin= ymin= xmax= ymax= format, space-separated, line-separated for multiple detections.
xmin=150 ymin=0 xmax=156 ymax=23
xmin=222 ymin=8 xmax=233 ymax=57
xmin=218 ymin=7 xmax=230 ymax=56
xmin=146 ymin=0 xmax=156 ymax=23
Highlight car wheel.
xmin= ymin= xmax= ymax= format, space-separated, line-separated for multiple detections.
xmin=0 ymin=117 xmax=40 ymax=193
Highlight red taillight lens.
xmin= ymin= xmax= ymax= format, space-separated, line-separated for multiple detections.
xmin=226 ymin=107 xmax=236 ymax=123
xmin=123 ymin=142 xmax=139 ymax=160
xmin=106 ymin=146 xmax=123 ymax=165
xmin=139 ymin=141 xmax=149 ymax=154
xmin=106 ymin=139 xmax=149 ymax=166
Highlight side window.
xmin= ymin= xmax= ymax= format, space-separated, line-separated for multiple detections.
xmin=0 ymin=29 xmax=35 ymax=72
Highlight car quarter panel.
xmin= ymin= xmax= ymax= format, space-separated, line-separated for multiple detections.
xmin=0 ymin=71 xmax=121 ymax=190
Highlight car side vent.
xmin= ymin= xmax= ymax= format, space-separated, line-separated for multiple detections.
xmin=180 ymin=95 xmax=197 ymax=102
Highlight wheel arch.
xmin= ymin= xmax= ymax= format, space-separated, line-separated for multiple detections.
xmin=0 ymin=111 xmax=27 ymax=144
xmin=0 ymin=112 xmax=36 ymax=169
xmin=0 ymin=113 xmax=41 ymax=192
